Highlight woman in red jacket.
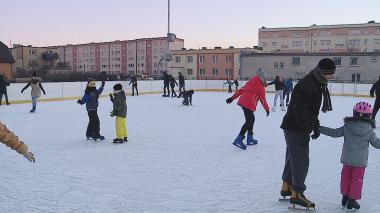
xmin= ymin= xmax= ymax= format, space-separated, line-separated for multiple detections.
xmin=226 ymin=68 xmax=270 ymax=150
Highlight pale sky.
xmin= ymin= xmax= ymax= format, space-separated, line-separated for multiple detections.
xmin=1 ymin=0 xmax=380 ymax=49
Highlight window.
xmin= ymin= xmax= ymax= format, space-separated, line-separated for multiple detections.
xmin=292 ymin=41 xmax=302 ymax=47
xmin=320 ymin=40 xmax=331 ymax=46
xmin=262 ymin=42 xmax=268 ymax=47
xmin=199 ymin=55 xmax=205 ymax=63
xmin=350 ymin=57 xmax=359 ymax=66
xmin=225 ymin=55 xmax=232 ymax=62
xmin=281 ymin=45 xmax=288 ymax=49
xmin=212 ymin=56 xmax=218 ymax=63
xmin=348 ymin=39 xmax=360 ymax=48
xmin=272 ymin=33 xmax=278 ymax=38
xmin=187 ymin=56 xmax=193 ymax=63
xmin=292 ymin=32 xmax=302 ymax=37
xmin=305 ymin=41 xmax=309 ymax=46
xmin=371 ymin=56 xmax=377 ymax=62
xmin=153 ymin=63 xmax=157 ymax=67
xmin=29 ymin=49 xmax=37 ymax=55
xmin=279 ymin=62 xmax=284 ymax=69
xmin=175 ymin=56 xmax=181 ymax=63
xmin=320 ymin=31 xmax=330 ymax=36
xmin=274 ymin=62 xmax=279 ymax=69
xmin=291 ymin=57 xmax=300 ymax=65
xmin=187 ymin=69 xmax=193 ymax=75
xmin=335 ymin=44 xmax=344 ymax=48
xmin=349 ymin=30 xmax=361 ymax=35
xmin=199 ymin=68 xmax=205 ymax=76
xmin=333 ymin=57 xmax=342 ymax=66
xmin=212 ymin=68 xmax=219 ymax=75
xmin=272 ymin=42 xmax=277 ymax=47
xmin=225 ymin=69 xmax=232 ymax=76
xmin=377 ymin=28 xmax=380 ymax=34
xmin=374 ymin=39 xmax=380 ymax=45
xmin=364 ymin=39 xmax=368 ymax=46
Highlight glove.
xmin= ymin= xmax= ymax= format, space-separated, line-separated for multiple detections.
xmin=226 ymin=98 xmax=233 ymax=104
xmin=77 ymin=99 xmax=84 ymax=105
xmin=311 ymin=127 xmax=320 ymax=140
xmin=266 ymin=111 xmax=270 ymax=116
xmin=23 ymin=151 xmax=35 ymax=163
xmin=43 ymin=91 xmax=46 ymax=95
xmin=110 ymin=111 xmax=115 ymax=117
xmin=21 ymin=90 xmax=24 ymax=93
xmin=101 ymin=81 xmax=105 ymax=87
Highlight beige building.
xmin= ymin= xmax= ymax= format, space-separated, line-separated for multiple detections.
xmin=0 ymin=41 xmax=15 ymax=79
xmin=240 ymin=52 xmax=380 ymax=82
xmin=10 ymin=44 xmax=58 ymax=73
xmin=259 ymin=21 xmax=380 ymax=53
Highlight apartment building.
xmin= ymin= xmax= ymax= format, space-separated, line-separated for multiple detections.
xmin=170 ymin=47 xmax=258 ymax=80
xmin=240 ymin=51 xmax=380 ymax=82
xmin=0 ymin=41 xmax=15 ymax=79
xmin=57 ymin=37 xmax=184 ymax=75
xmin=10 ymin=44 xmax=58 ymax=73
xmin=259 ymin=21 xmax=380 ymax=53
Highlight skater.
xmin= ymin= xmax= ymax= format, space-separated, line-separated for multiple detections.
xmin=169 ymin=74 xmax=178 ymax=98
xmin=178 ymin=89 xmax=194 ymax=106
xmin=162 ymin=72 xmax=170 ymax=97
xmin=0 ymin=121 xmax=35 ymax=163
xmin=226 ymin=69 xmax=270 ymax=150
xmin=178 ymin=72 xmax=185 ymax=95
xmin=233 ymin=79 xmax=239 ymax=91
xmin=280 ymin=58 xmax=335 ymax=210
xmin=283 ymin=78 xmax=293 ymax=107
xmin=77 ymin=79 xmax=105 ymax=141
xmin=319 ymin=101 xmax=380 ymax=210
xmin=0 ymin=74 xmax=10 ymax=105
xmin=109 ymin=83 xmax=128 ymax=144
xmin=224 ymin=79 xmax=233 ymax=93
xmin=268 ymin=76 xmax=286 ymax=111
xmin=21 ymin=72 xmax=46 ymax=113
xmin=370 ymin=76 xmax=380 ymax=120
xmin=129 ymin=75 xmax=138 ymax=96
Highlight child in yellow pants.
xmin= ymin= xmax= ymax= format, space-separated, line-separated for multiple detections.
xmin=109 ymin=83 xmax=128 ymax=143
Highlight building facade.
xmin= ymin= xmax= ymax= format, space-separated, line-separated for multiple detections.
xmin=0 ymin=41 xmax=15 ymax=79
xmin=259 ymin=21 xmax=380 ymax=53
xmin=170 ymin=47 xmax=257 ymax=80
xmin=241 ymin=52 xmax=380 ymax=82
xmin=57 ymin=37 xmax=184 ymax=75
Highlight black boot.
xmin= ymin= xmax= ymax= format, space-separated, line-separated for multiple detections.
xmin=124 ymin=137 xmax=128 ymax=142
xmin=342 ymin=195 xmax=348 ymax=207
xmin=290 ymin=190 xmax=315 ymax=210
xmin=347 ymin=199 xmax=360 ymax=210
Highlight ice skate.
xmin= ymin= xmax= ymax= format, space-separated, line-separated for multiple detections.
xmin=271 ymin=106 xmax=276 ymax=112
xmin=341 ymin=195 xmax=348 ymax=207
xmin=113 ymin=138 xmax=124 ymax=144
xmin=279 ymin=181 xmax=292 ymax=201
xmin=289 ymin=190 xmax=315 ymax=211
xmin=281 ymin=106 xmax=286 ymax=111
xmin=30 ymin=107 xmax=36 ymax=113
xmin=124 ymin=137 xmax=128 ymax=142
xmin=346 ymin=199 xmax=360 ymax=210
xmin=246 ymin=134 xmax=258 ymax=145
xmin=232 ymin=134 xmax=246 ymax=150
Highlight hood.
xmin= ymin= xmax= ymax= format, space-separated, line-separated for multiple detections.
xmin=246 ymin=76 xmax=265 ymax=89
xmin=344 ymin=117 xmax=375 ymax=136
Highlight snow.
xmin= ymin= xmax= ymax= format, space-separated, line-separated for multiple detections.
xmin=0 ymin=92 xmax=379 ymax=213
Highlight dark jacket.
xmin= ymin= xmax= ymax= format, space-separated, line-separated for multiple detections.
xmin=178 ymin=74 xmax=185 ymax=85
xmin=163 ymin=74 xmax=170 ymax=85
xmin=370 ymin=80 xmax=380 ymax=97
xmin=111 ymin=90 xmax=127 ymax=118
xmin=0 ymin=77 xmax=9 ymax=93
xmin=80 ymin=86 xmax=104 ymax=111
xmin=268 ymin=79 xmax=286 ymax=91
xmin=170 ymin=76 xmax=178 ymax=88
xmin=281 ymin=73 xmax=323 ymax=134
xmin=284 ymin=79 xmax=293 ymax=93
xmin=129 ymin=76 xmax=137 ymax=86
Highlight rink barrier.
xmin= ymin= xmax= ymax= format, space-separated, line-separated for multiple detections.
xmin=5 ymin=89 xmax=374 ymax=105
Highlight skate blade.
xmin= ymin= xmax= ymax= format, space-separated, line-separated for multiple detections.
xmin=288 ymin=206 xmax=316 ymax=212
xmin=278 ymin=197 xmax=290 ymax=202
xmin=232 ymin=143 xmax=246 ymax=150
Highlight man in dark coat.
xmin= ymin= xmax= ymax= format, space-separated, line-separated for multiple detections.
xmin=178 ymin=72 xmax=185 ymax=95
xmin=169 ymin=74 xmax=178 ymax=98
xmin=162 ymin=72 xmax=170 ymax=97
xmin=129 ymin=75 xmax=138 ymax=96
xmin=0 ymin=74 xmax=10 ymax=105
xmin=370 ymin=76 xmax=380 ymax=120
xmin=280 ymin=58 xmax=335 ymax=210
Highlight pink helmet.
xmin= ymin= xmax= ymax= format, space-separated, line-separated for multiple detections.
xmin=353 ymin=101 xmax=373 ymax=118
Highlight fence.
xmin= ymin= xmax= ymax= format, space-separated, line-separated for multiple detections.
xmin=3 ymin=80 xmax=374 ymax=103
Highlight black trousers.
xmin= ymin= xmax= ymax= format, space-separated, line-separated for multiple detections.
xmin=163 ymin=83 xmax=169 ymax=96
xmin=86 ymin=110 xmax=100 ymax=137
xmin=170 ymin=86 xmax=177 ymax=97
xmin=0 ymin=91 xmax=9 ymax=104
xmin=228 ymin=85 xmax=232 ymax=93
xmin=372 ymin=98 xmax=380 ymax=120
xmin=179 ymin=83 xmax=185 ymax=93
xmin=132 ymin=84 xmax=138 ymax=96
xmin=282 ymin=129 xmax=310 ymax=194
xmin=239 ymin=107 xmax=255 ymax=136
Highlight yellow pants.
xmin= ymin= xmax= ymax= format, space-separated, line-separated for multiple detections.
xmin=116 ymin=116 xmax=128 ymax=139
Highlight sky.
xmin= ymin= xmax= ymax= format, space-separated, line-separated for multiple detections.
xmin=1 ymin=0 xmax=380 ymax=49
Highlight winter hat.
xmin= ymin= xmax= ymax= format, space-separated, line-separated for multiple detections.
xmin=32 ymin=71 xmax=37 ymax=77
xmin=87 ymin=80 xmax=96 ymax=88
xmin=113 ymin=83 xmax=122 ymax=91
xmin=353 ymin=101 xmax=372 ymax=118
xmin=317 ymin=58 xmax=336 ymax=75
xmin=256 ymin=68 xmax=267 ymax=86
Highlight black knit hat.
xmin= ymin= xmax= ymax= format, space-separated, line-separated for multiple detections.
xmin=32 ymin=71 xmax=37 ymax=77
xmin=113 ymin=83 xmax=122 ymax=91
xmin=318 ymin=58 xmax=336 ymax=75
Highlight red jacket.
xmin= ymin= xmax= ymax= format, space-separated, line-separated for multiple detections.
xmin=231 ymin=76 xmax=269 ymax=112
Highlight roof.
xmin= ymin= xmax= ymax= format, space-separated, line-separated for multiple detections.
xmin=240 ymin=51 xmax=380 ymax=57
xmin=0 ymin=41 xmax=15 ymax=63
xmin=259 ymin=22 xmax=380 ymax=32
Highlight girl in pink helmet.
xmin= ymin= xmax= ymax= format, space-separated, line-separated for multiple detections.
xmin=319 ymin=101 xmax=380 ymax=210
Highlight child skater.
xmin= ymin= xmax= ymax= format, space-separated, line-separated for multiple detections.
xmin=319 ymin=101 xmax=380 ymax=210
xmin=109 ymin=83 xmax=128 ymax=144
xmin=0 ymin=121 xmax=35 ymax=163
xmin=226 ymin=69 xmax=270 ymax=150
xmin=77 ymin=79 xmax=105 ymax=141
xmin=21 ymin=72 xmax=46 ymax=113
xmin=178 ymin=90 xmax=194 ymax=106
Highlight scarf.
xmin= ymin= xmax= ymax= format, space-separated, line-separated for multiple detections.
xmin=311 ymin=67 xmax=332 ymax=113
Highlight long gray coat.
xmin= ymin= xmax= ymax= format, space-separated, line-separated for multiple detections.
xmin=320 ymin=117 xmax=380 ymax=167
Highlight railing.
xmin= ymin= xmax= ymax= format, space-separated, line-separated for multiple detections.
xmin=3 ymin=80 xmax=374 ymax=102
